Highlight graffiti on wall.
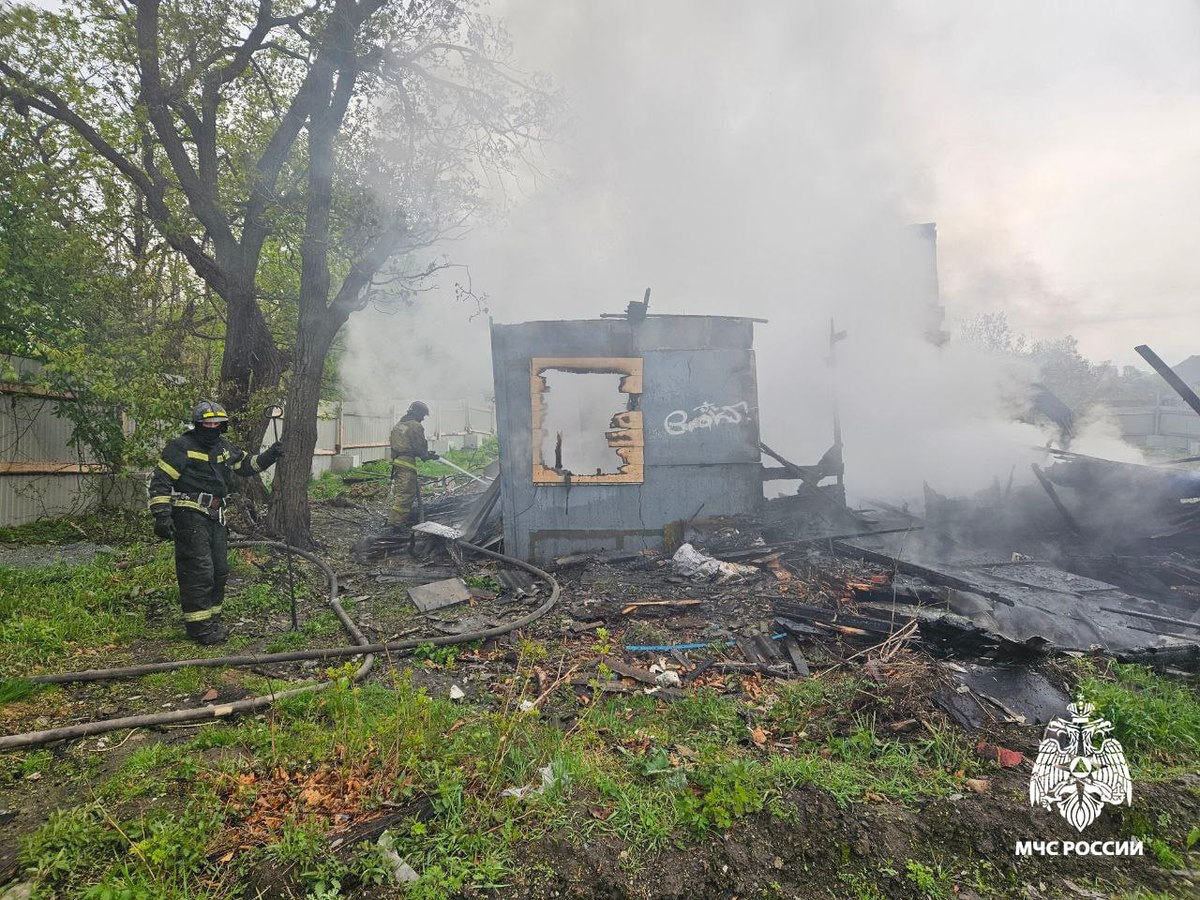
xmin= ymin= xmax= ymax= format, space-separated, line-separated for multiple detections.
xmin=663 ymin=401 xmax=753 ymax=436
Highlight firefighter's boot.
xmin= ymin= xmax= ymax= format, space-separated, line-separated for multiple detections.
xmin=186 ymin=618 xmax=229 ymax=646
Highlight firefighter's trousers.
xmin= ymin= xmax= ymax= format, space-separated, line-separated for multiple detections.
xmin=389 ymin=456 xmax=420 ymax=525
xmin=172 ymin=508 xmax=228 ymax=634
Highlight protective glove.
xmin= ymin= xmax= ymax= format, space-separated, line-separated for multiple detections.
xmin=258 ymin=441 xmax=284 ymax=467
xmin=152 ymin=513 xmax=175 ymax=542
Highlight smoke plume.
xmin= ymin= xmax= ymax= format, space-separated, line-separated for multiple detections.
xmin=342 ymin=0 xmax=1200 ymax=505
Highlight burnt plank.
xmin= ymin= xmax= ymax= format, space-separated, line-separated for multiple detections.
xmin=782 ymin=637 xmax=810 ymax=677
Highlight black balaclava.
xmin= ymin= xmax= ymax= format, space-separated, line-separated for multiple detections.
xmin=194 ymin=425 xmax=223 ymax=448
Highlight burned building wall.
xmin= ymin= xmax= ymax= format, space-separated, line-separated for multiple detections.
xmin=491 ymin=316 xmax=762 ymax=562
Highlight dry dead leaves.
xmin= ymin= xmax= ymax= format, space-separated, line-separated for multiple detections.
xmin=207 ymin=743 xmax=403 ymax=856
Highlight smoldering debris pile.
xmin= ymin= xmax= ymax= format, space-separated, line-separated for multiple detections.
xmin=548 ymin=500 xmax=1198 ymax=671
xmin=345 ymin=435 xmax=1199 ymax=682
xmin=320 ymin=431 xmax=1194 ymax=750
xmin=336 ymin=321 xmax=1199 ymax=687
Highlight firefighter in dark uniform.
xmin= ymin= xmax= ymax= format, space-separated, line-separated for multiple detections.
xmin=389 ymin=401 xmax=438 ymax=528
xmin=149 ymin=400 xmax=284 ymax=644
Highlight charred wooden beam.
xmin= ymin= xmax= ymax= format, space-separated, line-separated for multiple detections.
xmin=1135 ymin=344 xmax=1200 ymax=420
xmin=1031 ymin=463 xmax=1084 ymax=536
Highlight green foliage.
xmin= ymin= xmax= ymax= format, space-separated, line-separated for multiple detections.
xmin=590 ymin=626 xmax=614 ymax=656
xmin=958 ymin=311 xmax=1164 ymax=413
xmin=1077 ymin=661 xmax=1200 ymax=771
xmin=679 ymin=758 xmax=766 ymax=831
xmin=413 ymin=642 xmax=459 ymax=668
xmin=0 ymin=510 xmax=149 ymax=546
xmin=0 ymin=88 xmax=205 ymax=471
xmin=463 ymin=573 xmax=502 ymax=594
xmin=20 ymin=805 xmax=126 ymax=888
xmin=839 ymin=871 xmax=887 ymax=900
xmin=768 ymin=675 xmax=869 ymax=737
xmin=904 ymin=859 xmax=952 ymax=899
xmin=415 ymin=438 xmax=500 ymax=479
xmin=0 ymin=0 xmax=550 ymax=543
xmin=1144 ymin=836 xmax=1184 ymax=869
xmin=260 ymin=820 xmax=351 ymax=898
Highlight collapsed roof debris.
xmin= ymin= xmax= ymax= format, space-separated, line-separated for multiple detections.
xmin=345 ymin=307 xmax=1199 ymax=675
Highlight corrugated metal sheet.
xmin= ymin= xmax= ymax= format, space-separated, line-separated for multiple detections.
xmin=492 ymin=316 xmax=763 ymax=563
xmin=0 ymin=474 xmax=89 ymax=525
xmin=340 ymin=400 xmax=394 ymax=464
xmin=0 ymin=364 xmax=111 ymax=525
xmin=1161 ymin=412 xmax=1200 ymax=437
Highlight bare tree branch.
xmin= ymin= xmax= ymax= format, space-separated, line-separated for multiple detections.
xmin=134 ymin=0 xmax=236 ymax=257
xmin=0 ymin=59 xmax=226 ymax=291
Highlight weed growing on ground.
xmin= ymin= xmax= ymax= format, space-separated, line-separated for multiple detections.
xmin=0 ymin=510 xmax=148 ymax=546
xmin=1076 ymin=660 xmax=1200 ymax=774
xmin=263 ymin=630 xmax=312 ymax=653
xmin=463 ymin=573 xmax=502 ymax=594
xmin=227 ymin=581 xmax=289 ymax=616
xmin=413 ymin=642 xmax=460 ymax=668
xmin=0 ymin=547 xmax=177 ymax=672
xmin=904 ymin=858 xmax=953 ymax=899
xmin=768 ymin=674 xmax=869 ymax=738
xmin=838 ymin=871 xmax=887 ymax=900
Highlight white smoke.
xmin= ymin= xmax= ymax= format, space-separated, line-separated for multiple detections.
xmin=342 ymin=0 xmax=1199 ymax=503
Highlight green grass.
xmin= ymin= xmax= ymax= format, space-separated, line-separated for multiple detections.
xmin=768 ymin=674 xmax=871 ymax=737
xmin=142 ymin=667 xmax=210 ymax=695
xmin=0 ymin=510 xmax=149 ymax=547
xmin=263 ymin=630 xmax=313 ymax=653
xmin=0 ymin=546 xmax=177 ymax=673
xmin=226 ymin=581 xmax=291 ymax=616
xmin=415 ymin=437 xmax=498 ymax=479
xmin=9 ymin=542 xmax=1196 ymax=898
xmin=0 ymin=676 xmax=38 ymax=705
xmin=1076 ymin=660 xmax=1200 ymax=774
xmin=307 ymin=437 xmax=498 ymax=501
xmin=0 ymin=539 xmax=332 ymax=676
xmin=12 ymin=667 xmax=984 ymax=897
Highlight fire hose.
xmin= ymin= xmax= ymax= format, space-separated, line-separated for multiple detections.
xmin=0 ymin=539 xmax=560 ymax=752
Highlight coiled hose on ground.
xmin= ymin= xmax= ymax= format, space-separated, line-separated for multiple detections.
xmin=0 ymin=539 xmax=560 ymax=752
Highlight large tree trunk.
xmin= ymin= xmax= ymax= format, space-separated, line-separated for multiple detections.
xmin=268 ymin=310 xmax=339 ymax=547
xmin=219 ymin=279 xmax=288 ymax=510
xmin=219 ymin=278 xmax=287 ymax=419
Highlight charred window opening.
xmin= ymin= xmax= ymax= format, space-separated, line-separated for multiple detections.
xmin=531 ymin=357 xmax=643 ymax=484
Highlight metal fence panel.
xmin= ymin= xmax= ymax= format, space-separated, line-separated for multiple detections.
xmin=0 ymin=474 xmax=88 ymax=525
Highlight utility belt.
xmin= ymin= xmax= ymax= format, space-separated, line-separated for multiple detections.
xmin=172 ymin=491 xmax=228 ymax=524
